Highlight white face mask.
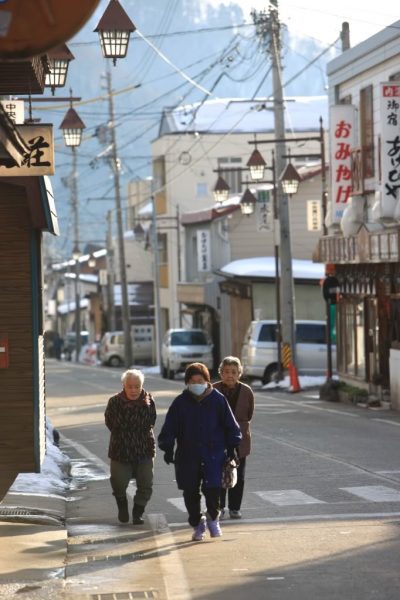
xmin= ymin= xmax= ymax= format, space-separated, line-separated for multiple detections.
xmin=188 ymin=383 xmax=207 ymax=396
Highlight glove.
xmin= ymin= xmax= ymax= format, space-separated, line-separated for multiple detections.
xmin=163 ymin=449 xmax=174 ymax=465
xmin=227 ymin=446 xmax=240 ymax=464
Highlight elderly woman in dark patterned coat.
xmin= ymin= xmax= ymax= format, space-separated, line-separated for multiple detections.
xmin=213 ymin=356 xmax=254 ymax=520
xmin=105 ymin=369 xmax=156 ymax=525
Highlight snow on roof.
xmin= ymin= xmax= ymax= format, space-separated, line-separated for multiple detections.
xmin=220 ymin=257 xmax=324 ymax=280
xmin=160 ymin=96 xmax=328 ymax=135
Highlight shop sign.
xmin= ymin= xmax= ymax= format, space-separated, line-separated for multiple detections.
xmin=307 ymin=200 xmax=321 ymax=231
xmin=197 ymin=229 xmax=211 ymax=272
xmin=380 ymin=83 xmax=400 ymax=218
xmin=330 ymin=104 xmax=355 ymax=224
xmin=0 ymin=124 xmax=54 ymax=175
xmin=0 ymin=99 xmax=24 ymax=124
xmin=256 ymin=189 xmax=272 ymax=231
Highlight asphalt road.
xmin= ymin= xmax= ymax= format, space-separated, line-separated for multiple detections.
xmin=45 ymin=360 xmax=400 ymax=600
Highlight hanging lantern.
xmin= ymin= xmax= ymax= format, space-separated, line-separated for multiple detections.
xmin=240 ymin=188 xmax=257 ymax=216
xmin=45 ymin=44 xmax=75 ymax=95
xmin=213 ymin=175 xmax=230 ymax=204
xmin=60 ymin=106 xmax=86 ymax=147
xmin=94 ymin=0 xmax=136 ymax=65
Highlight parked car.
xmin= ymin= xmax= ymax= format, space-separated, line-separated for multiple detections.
xmin=241 ymin=320 xmax=336 ymax=384
xmin=99 ymin=326 xmax=155 ymax=367
xmin=64 ymin=331 xmax=89 ymax=361
xmin=161 ymin=328 xmax=213 ymax=379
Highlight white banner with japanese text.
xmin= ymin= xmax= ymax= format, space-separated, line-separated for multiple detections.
xmin=380 ymin=83 xmax=400 ymax=218
xmin=0 ymin=124 xmax=54 ymax=176
xmin=330 ymin=105 xmax=355 ymax=224
xmin=197 ymin=229 xmax=211 ymax=272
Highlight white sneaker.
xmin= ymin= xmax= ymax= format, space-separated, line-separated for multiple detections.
xmin=229 ymin=510 xmax=242 ymax=519
xmin=207 ymin=518 xmax=222 ymax=538
xmin=192 ymin=516 xmax=206 ymax=541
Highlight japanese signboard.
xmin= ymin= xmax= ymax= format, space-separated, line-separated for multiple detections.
xmin=256 ymin=189 xmax=272 ymax=231
xmin=330 ymin=104 xmax=355 ymax=224
xmin=380 ymin=83 xmax=400 ymax=218
xmin=0 ymin=100 xmax=24 ymax=124
xmin=197 ymin=229 xmax=211 ymax=272
xmin=0 ymin=124 xmax=54 ymax=176
xmin=307 ymin=200 xmax=321 ymax=231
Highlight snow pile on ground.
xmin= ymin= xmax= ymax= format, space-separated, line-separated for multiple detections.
xmin=8 ymin=419 xmax=70 ymax=496
xmin=129 ymin=365 xmax=160 ymax=375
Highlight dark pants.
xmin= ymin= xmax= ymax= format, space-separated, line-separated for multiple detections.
xmin=220 ymin=457 xmax=246 ymax=511
xmin=110 ymin=458 xmax=154 ymax=508
xmin=183 ymin=464 xmax=221 ymax=526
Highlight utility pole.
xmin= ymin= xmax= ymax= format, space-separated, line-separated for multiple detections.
xmin=106 ymin=210 xmax=116 ymax=331
xmin=253 ymin=2 xmax=297 ymax=368
xmin=106 ymin=66 xmax=133 ymax=367
xmin=71 ymin=146 xmax=81 ymax=363
xmin=151 ymin=194 xmax=163 ymax=368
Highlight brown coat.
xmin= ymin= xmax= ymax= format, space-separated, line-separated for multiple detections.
xmin=213 ymin=381 xmax=254 ymax=458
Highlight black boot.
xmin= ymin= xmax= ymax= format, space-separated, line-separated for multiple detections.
xmin=114 ymin=495 xmax=129 ymax=523
xmin=132 ymin=503 xmax=145 ymax=525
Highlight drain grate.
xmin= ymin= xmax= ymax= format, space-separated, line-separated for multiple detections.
xmin=0 ymin=506 xmax=64 ymax=525
xmin=90 ymin=593 xmax=157 ymax=599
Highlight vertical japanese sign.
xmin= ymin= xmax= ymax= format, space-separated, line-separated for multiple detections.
xmin=307 ymin=200 xmax=321 ymax=231
xmin=256 ymin=189 xmax=272 ymax=231
xmin=0 ymin=100 xmax=24 ymax=124
xmin=197 ymin=229 xmax=211 ymax=272
xmin=330 ymin=105 xmax=355 ymax=224
xmin=380 ymin=83 xmax=400 ymax=218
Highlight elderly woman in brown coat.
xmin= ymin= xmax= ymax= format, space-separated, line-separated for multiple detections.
xmin=213 ymin=356 xmax=254 ymax=519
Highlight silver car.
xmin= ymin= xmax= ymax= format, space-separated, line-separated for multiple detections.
xmin=161 ymin=328 xmax=213 ymax=379
xmin=241 ymin=320 xmax=336 ymax=384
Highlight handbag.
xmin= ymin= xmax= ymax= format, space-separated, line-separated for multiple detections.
xmin=221 ymin=458 xmax=238 ymax=489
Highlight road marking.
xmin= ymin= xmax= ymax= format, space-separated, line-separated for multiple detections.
xmin=167 ymin=497 xmax=206 ymax=512
xmin=341 ymin=485 xmax=400 ymax=503
xmin=376 ymin=470 xmax=400 ymax=475
xmin=372 ymin=419 xmax=400 ymax=427
xmin=267 ymin=576 xmax=285 ymax=580
xmin=168 ymin=511 xmax=400 ymax=526
xmin=255 ymin=490 xmax=325 ymax=506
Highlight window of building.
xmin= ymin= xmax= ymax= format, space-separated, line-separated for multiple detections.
xmin=217 ymin=157 xmax=243 ymax=194
xmin=339 ymin=94 xmax=352 ymax=104
xmin=158 ymin=232 xmax=168 ymax=264
xmin=196 ymin=182 xmax=208 ymax=197
xmin=360 ymin=85 xmax=374 ymax=178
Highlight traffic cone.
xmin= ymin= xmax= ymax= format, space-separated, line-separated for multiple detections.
xmin=288 ymin=362 xmax=301 ymax=393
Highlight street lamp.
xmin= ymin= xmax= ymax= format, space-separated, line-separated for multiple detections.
xmin=60 ymin=97 xmax=86 ymax=363
xmin=213 ymin=173 xmax=230 ymax=204
xmin=240 ymin=187 xmax=257 ymax=216
xmin=247 ymin=147 xmax=266 ymax=181
xmin=45 ymin=44 xmax=75 ymax=95
xmin=280 ymin=161 xmax=301 ymax=196
xmin=94 ymin=0 xmax=136 ymax=66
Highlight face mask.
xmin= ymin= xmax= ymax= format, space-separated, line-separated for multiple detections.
xmin=188 ymin=383 xmax=207 ymax=396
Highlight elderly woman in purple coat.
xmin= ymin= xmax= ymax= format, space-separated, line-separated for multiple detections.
xmin=158 ymin=362 xmax=242 ymax=542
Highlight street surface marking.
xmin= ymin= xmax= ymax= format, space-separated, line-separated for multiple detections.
xmin=255 ymin=490 xmax=325 ymax=506
xmin=167 ymin=497 xmax=206 ymax=512
xmin=372 ymin=419 xmax=400 ymax=427
xmin=168 ymin=511 xmax=400 ymax=526
xmin=341 ymin=485 xmax=400 ymax=503
xmin=376 ymin=470 xmax=400 ymax=474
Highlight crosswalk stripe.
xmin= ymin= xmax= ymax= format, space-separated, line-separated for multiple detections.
xmin=341 ymin=485 xmax=400 ymax=502
xmin=255 ymin=490 xmax=325 ymax=506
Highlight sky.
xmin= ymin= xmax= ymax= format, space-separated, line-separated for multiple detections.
xmin=205 ymin=0 xmax=400 ymax=47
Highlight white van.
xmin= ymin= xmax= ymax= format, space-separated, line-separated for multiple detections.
xmin=99 ymin=326 xmax=155 ymax=366
xmin=241 ymin=320 xmax=336 ymax=384
xmin=161 ymin=328 xmax=213 ymax=379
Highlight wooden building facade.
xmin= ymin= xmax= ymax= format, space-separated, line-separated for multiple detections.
xmin=0 ymin=176 xmax=58 ymax=498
